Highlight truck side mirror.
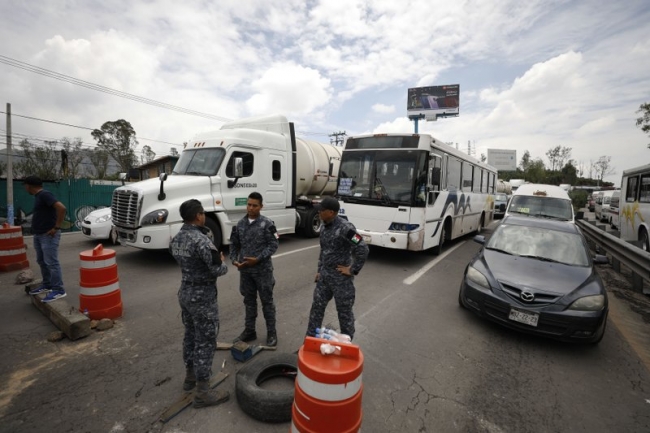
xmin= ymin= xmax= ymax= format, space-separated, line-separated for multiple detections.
xmin=228 ymin=157 xmax=244 ymax=188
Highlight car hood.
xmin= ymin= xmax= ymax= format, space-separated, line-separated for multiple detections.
xmin=481 ymin=249 xmax=592 ymax=295
xmin=87 ymin=207 xmax=111 ymax=220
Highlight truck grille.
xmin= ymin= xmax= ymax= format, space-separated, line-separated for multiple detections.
xmin=112 ymin=189 xmax=142 ymax=229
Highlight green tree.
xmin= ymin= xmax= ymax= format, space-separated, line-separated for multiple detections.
xmin=527 ymin=158 xmax=546 ymax=183
xmin=91 ymin=119 xmax=139 ymax=172
xmin=89 ymin=148 xmax=111 ymax=179
xmin=545 ymin=146 xmax=561 ymax=171
xmin=14 ymin=139 xmax=60 ymax=179
xmin=593 ymin=156 xmax=615 ymax=186
xmin=560 ymin=160 xmax=578 ymax=185
xmin=140 ymin=145 xmax=156 ymax=165
xmin=635 ymin=102 xmax=650 ymax=149
xmin=519 ymin=150 xmax=531 ymax=172
xmin=557 ymin=146 xmax=572 ymax=170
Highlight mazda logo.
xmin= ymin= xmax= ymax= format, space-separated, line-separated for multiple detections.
xmin=520 ymin=291 xmax=535 ymax=302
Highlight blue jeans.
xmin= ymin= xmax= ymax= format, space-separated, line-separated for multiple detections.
xmin=34 ymin=232 xmax=64 ymax=290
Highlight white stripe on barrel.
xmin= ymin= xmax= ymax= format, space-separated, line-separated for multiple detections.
xmin=0 ymin=232 xmax=22 ymax=239
xmin=0 ymin=247 xmax=26 ymax=256
xmin=80 ymin=281 xmax=120 ymax=296
xmin=296 ymin=370 xmax=362 ymax=402
xmin=80 ymin=257 xmax=117 ymax=269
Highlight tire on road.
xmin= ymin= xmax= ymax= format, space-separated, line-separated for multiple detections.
xmin=204 ymin=217 xmax=222 ymax=248
xmin=235 ymin=352 xmax=297 ymax=423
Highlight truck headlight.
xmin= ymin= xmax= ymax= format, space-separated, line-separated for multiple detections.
xmin=142 ymin=209 xmax=168 ymax=225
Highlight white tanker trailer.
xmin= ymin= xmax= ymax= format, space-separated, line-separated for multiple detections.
xmin=111 ymin=114 xmax=342 ymax=249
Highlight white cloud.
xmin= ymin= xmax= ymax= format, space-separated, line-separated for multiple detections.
xmin=371 ymin=103 xmax=395 ymax=114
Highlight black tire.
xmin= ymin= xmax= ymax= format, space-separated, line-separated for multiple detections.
xmin=235 ymin=352 xmax=297 ymax=423
xmin=204 ymin=217 xmax=222 ymax=248
xmin=434 ymin=219 xmax=448 ymax=255
xmin=640 ymin=228 xmax=650 ymax=252
xmin=476 ymin=213 xmax=485 ymax=234
xmin=302 ymin=208 xmax=321 ymax=238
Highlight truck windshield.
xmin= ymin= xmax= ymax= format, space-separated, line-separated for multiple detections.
xmin=338 ymin=149 xmax=427 ymax=207
xmin=508 ymin=196 xmax=573 ymax=221
xmin=173 ymin=148 xmax=225 ymax=176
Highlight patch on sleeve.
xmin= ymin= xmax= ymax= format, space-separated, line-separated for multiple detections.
xmin=347 ymin=229 xmax=362 ymax=245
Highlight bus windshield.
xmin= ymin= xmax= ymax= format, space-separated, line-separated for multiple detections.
xmin=338 ymin=149 xmax=428 ymax=207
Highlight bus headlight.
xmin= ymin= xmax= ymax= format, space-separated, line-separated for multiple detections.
xmin=388 ymin=223 xmax=420 ymax=231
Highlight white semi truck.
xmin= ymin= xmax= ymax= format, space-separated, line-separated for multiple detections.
xmin=111 ymin=115 xmax=342 ymax=249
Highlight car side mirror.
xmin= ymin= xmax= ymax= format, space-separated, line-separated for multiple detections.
xmin=593 ymin=254 xmax=608 ymax=265
xmin=473 ymin=235 xmax=486 ymax=245
xmin=575 ymin=211 xmax=584 ymax=220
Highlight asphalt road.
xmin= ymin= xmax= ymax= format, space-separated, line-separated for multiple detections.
xmin=1 ymin=220 xmax=649 ymax=433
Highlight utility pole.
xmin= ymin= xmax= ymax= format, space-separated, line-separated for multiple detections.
xmin=6 ymin=103 xmax=14 ymax=225
xmin=329 ymin=131 xmax=347 ymax=146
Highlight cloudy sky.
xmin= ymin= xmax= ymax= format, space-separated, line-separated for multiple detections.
xmin=1 ymin=0 xmax=649 ymax=183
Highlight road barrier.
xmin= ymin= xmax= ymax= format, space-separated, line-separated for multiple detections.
xmin=0 ymin=223 xmax=29 ymax=272
xmin=79 ymin=244 xmax=123 ymax=319
xmin=291 ymin=336 xmax=363 ymax=433
xmin=578 ymin=219 xmax=650 ymax=294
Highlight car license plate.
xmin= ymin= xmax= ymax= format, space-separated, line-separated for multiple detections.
xmin=362 ymin=235 xmax=372 ymax=244
xmin=508 ymin=307 xmax=539 ymax=327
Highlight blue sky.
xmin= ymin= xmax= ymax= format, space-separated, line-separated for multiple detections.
xmin=1 ymin=0 xmax=649 ymax=183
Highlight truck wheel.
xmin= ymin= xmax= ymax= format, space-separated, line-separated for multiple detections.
xmin=235 ymin=353 xmax=297 ymax=423
xmin=204 ymin=217 xmax=222 ymax=248
xmin=303 ymin=208 xmax=321 ymax=238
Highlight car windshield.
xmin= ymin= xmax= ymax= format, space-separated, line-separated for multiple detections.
xmin=495 ymin=193 xmax=507 ymax=201
xmin=486 ymin=223 xmax=590 ymax=266
xmin=508 ymin=196 xmax=573 ymax=221
xmin=173 ymin=148 xmax=225 ymax=176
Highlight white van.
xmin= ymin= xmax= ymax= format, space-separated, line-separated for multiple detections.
xmin=505 ymin=183 xmax=578 ymax=223
xmin=596 ymin=190 xmax=616 ymax=222
xmin=608 ymin=191 xmax=620 ymax=229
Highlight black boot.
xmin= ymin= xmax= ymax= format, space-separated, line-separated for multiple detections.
xmin=234 ymin=329 xmax=257 ymax=343
xmin=266 ymin=330 xmax=277 ymax=347
xmin=183 ymin=367 xmax=196 ymax=392
xmin=193 ymin=381 xmax=230 ymax=408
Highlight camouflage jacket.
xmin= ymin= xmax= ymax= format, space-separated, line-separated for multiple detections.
xmin=229 ymin=214 xmax=279 ymax=274
xmin=318 ymin=216 xmax=368 ymax=276
xmin=170 ymin=224 xmax=228 ymax=287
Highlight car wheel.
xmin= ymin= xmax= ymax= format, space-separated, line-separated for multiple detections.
xmin=640 ymin=228 xmax=650 ymax=252
xmin=204 ymin=217 xmax=222 ymax=248
xmin=235 ymin=353 xmax=297 ymax=423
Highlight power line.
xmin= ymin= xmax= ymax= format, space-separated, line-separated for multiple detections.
xmin=0 ymin=54 xmax=233 ymax=122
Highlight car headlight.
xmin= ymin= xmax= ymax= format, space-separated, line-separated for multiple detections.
xmin=96 ymin=215 xmax=112 ymax=223
xmin=568 ymin=295 xmax=605 ymax=311
xmin=466 ymin=266 xmax=490 ymax=289
xmin=141 ymin=209 xmax=169 ymax=225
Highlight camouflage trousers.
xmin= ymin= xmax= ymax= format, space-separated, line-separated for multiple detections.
xmin=179 ymin=287 xmax=219 ymax=382
xmin=239 ymin=271 xmax=276 ymax=333
xmin=306 ymin=273 xmax=356 ymax=339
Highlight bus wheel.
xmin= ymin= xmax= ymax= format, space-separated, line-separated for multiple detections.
xmin=434 ymin=220 xmax=448 ymax=255
xmin=640 ymin=228 xmax=650 ymax=252
xmin=204 ymin=217 xmax=222 ymax=248
xmin=476 ymin=213 xmax=485 ymax=234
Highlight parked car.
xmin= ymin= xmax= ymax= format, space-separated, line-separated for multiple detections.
xmin=458 ymin=215 xmax=609 ymax=344
xmin=494 ymin=193 xmax=508 ymax=219
xmin=596 ymin=190 xmax=616 ymax=222
xmin=608 ymin=191 xmax=620 ymax=230
xmin=81 ymin=207 xmax=116 ymax=243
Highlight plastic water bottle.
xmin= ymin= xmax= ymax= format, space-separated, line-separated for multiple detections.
xmin=316 ymin=327 xmax=352 ymax=343
xmin=320 ymin=343 xmax=341 ymax=355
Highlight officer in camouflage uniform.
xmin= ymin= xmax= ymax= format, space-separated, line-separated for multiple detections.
xmin=306 ymin=196 xmax=368 ymax=340
xmin=170 ymin=199 xmax=229 ymax=408
xmin=230 ymin=192 xmax=280 ymax=346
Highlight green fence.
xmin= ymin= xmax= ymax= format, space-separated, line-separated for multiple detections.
xmin=0 ymin=178 xmax=123 ymax=233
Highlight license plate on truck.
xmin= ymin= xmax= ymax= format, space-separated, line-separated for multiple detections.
xmin=508 ymin=307 xmax=539 ymax=327
xmin=362 ymin=235 xmax=371 ymax=244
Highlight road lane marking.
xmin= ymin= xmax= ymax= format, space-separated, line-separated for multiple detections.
xmin=273 ymin=244 xmax=319 ymax=259
xmin=403 ymin=241 xmax=466 ymax=285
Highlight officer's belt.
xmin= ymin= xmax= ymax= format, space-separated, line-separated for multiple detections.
xmin=183 ymin=280 xmax=215 ymax=286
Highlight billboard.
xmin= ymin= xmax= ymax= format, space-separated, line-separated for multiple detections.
xmin=407 ymin=84 xmax=460 ymax=118
xmin=487 ymin=149 xmax=517 ymax=171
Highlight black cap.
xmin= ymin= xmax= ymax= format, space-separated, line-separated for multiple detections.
xmin=23 ymin=176 xmax=43 ymax=186
xmin=315 ymin=196 xmax=340 ymax=212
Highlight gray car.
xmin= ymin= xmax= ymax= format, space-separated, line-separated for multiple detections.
xmin=494 ymin=193 xmax=508 ymax=218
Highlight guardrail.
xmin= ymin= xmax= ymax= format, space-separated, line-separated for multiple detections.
xmin=577 ymin=219 xmax=650 ymax=294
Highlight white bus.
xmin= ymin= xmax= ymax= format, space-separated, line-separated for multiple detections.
xmin=337 ymin=133 xmax=498 ymax=253
xmin=620 ymin=164 xmax=650 ymax=252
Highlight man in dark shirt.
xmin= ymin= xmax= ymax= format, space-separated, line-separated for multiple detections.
xmin=229 ymin=192 xmax=280 ymax=346
xmin=306 ymin=196 xmax=368 ymax=340
xmin=24 ymin=176 xmax=67 ymax=303
xmin=170 ymin=199 xmax=229 ymax=408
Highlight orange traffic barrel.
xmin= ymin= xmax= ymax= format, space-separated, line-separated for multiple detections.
xmin=0 ymin=223 xmax=29 ymax=272
xmin=291 ymin=336 xmax=364 ymax=433
xmin=79 ymin=244 xmax=122 ymax=320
